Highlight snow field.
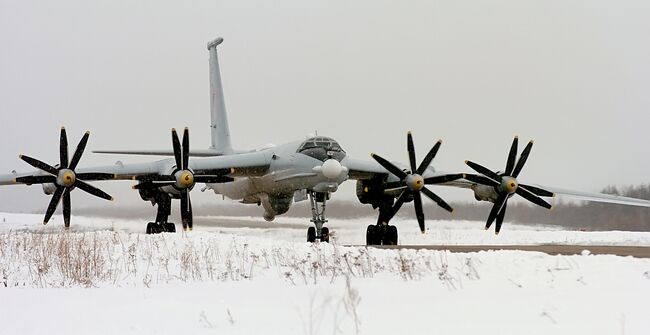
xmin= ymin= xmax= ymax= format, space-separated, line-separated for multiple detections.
xmin=0 ymin=212 xmax=649 ymax=334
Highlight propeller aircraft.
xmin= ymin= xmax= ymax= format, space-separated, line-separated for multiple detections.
xmin=2 ymin=37 xmax=650 ymax=245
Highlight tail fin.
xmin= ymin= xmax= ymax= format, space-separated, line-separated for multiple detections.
xmin=207 ymin=37 xmax=234 ymax=154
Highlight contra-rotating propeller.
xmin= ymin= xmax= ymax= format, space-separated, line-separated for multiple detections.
xmin=132 ymin=128 xmax=230 ymax=231
xmin=371 ymin=132 xmax=464 ymax=233
xmin=14 ymin=127 xmax=115 ymax=227
xmin=464 ymin=136 xmax=555 ymax=234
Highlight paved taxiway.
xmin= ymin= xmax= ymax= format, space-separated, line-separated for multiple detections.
xmin=361 ymin=245 xmax=650 ymax=258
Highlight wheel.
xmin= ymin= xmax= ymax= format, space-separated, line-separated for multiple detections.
xmin=307 ymin=227 xmax=316 ymax=243
xmin=146 ymin=222 xmax=160 ymax=234
xmin=383 ymin=225 xmax=398 ymax=245
xmin=162 ymin=222 xmax=176 ymax=233
xmin=366 ymin=225 xmax=377 ymax=245
xmin=321 ymin=227 xmax=330 ymax=243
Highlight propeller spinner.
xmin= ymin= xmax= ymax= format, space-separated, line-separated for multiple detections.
xmin=464 ymin=137 xmax=555 ymax=234
xmin=14 ymin=127 xmax=115 ymax=227
xmin=371 ymin=132 xmax=464 ymax=233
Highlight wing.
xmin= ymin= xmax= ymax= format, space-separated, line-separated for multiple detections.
xmin=436 ymin=176 xmax=650 ymax=208
xmin=0 ymin=151 xmax=272 ymax=185
xmin=529 ymin=184 xmax=650 ymax=208
xmin=341 ymin=156 xmax=389 ymax=180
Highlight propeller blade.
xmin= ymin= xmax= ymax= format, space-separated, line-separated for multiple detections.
xmin=519 ymin=184 xmax=554 ymax=197
xmin=132 ymin=181 xmax=176 ymax=190
xmin=382 ymin=180 xmax=406 ymax=190
xmin=188 ymin=196 xmax=193 ymax=230
xmin=68 ymin=131 xmax=90 ymax=170
xmin=464 ymin=174 xmax=500 ymax=187
xmin=424 ymin=173 xmax=465 ymax=185
xmin=63 ymin=189 xmax=71 ymax=228
xmin=171 ymin=128 xmax=183 ymax=170
xmin=465 ymin=160 xmax=502 ymax=183
xmin=512 ymin=140 xmax=533 ymax=178
xmin=416 ymin=140 xmax=441 ymax=175
xmin=495 ymin=199 xmax=508 ymax=234
xmin=60 ymin=127 xmax=69 ymax=169
xmin=407 ymin=132 xmax=417 ymax=173
xmin=486 ymin=193 xmax=507 ymax=230
xmin=180 ymin=190 xmax=191 ymax=230
xmin=19 ymin=155 xmax=58 ymax=176
xmin=505 ymin=137 xmax=518 ymax=176
xmin=182 ymin=127 xmax=190 ymax=170
xmin=371 ymin=153 xmax=407 ymax=179
xmin=144 ymin=175 xmax=177 ymax=182
xmin=385 ymin=190 xmax=409 ymax=222
xmin=413 ymin=191 xmax=425 ymax=233
xmin=43 ymin=186 xmax=65 ymax=225
xmin=14 ymin=175 xmax=57 ymax=185
xmin=421 ymin=186 xmax=453 ymax=213
xmin=76 ymin=173 xmax=116 ymax=181
xmin=193 ymin=175 xmax=234 ymax=184
xmin=75 ymin=180 xmax=113 ymax=201
xmin=515 ymin=186 xmax=552 ymax=209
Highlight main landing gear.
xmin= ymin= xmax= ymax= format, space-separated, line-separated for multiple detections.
xmin=145 ymin=194 xmax=177 ymax=234
xmin=366 ymin=206 xmax=398 ymax=245
xmin=307 ymin=191 xmax=330 ymax=243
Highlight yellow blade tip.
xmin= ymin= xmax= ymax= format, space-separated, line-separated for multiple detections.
xmin=171 ymin=128 xmax=177 ymax=132
xmin=464 ymin=160 xmax=469 ymax=164
xmin=18 ymin=154 xmax=23 ymax=159
xmin=61 ymin=126 xmax=66 ymax=130
xmin=550 ymin=206 xmax=554 ymax=211
xmin=11 ymin=178 xmax=16 ymax=184
xmin=189 ymin=227 xmax=193 ymax=231
xmin=42 ymin=221 xmax=48 ymax=225
xmin=184 ymin=126 xmax=189 ymax=131
xmin=485 ymin=226 xmax=489 ymax=230
xmin=495 ymin=231 xmax=500 ymax=235
xmin=370 ymin=153 xmax=375 ymax=157
xmin=450 ymin=208 xmax=455 ymax=213
xmin=514 ymin=135 xmax=518 ymax=139
xmin=85 ymin=130 xmax=91 ymax=135
xmin=109 ymin=197 xmax=114 ymax=202
xmin=530 ymin=140 xmax=535 ymax=144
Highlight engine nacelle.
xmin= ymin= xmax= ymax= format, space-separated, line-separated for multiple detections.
xmin=356 ymin=179 xmax=394 ymax=209
xmin=42 ymin=183 xmax=57 ymax=195
xmin=260 ymin=193 xmax=293 ymax=221
xmin=471 ymin=184 xmax=498 ymax=203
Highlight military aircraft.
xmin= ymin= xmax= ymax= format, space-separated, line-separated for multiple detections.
xmin=2 ymin=37 xmax=650 ymax=245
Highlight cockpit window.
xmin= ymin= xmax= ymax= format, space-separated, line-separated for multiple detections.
xmin=297 ymin=137 xmax=346 ymax=161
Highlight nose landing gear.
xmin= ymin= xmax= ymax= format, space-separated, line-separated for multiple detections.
xmin=307 ymin=191 xmax=330 ymax=243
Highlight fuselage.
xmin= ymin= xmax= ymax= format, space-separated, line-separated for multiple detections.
xmin=209 ymin=136 xmax=349 ymax=220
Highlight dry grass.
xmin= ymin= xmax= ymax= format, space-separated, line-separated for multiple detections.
xmin=0 ymin=230 xmax=481 ymax=288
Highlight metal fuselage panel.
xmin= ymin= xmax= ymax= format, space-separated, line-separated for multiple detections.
xmin=209 ymin=140 xmax=348 ymax=203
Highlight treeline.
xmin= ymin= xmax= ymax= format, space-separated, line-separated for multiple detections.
xmin=75 ymin=184 xmax=650 ymax=232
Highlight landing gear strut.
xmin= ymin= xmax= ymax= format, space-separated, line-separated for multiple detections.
xmin=366 ymin=205 xmax=398 ymax=245
xmin=307 ymin=191 xmax=330 ymax=243
xmin=146 ymin=194 xmax=177 ymax=234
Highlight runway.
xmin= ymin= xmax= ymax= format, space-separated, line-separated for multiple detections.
xmin=359 ymin=244 xmax=650 ymax=258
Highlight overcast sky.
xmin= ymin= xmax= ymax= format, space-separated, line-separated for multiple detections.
xmin=1 ymin=0 xmax=649 ymax=212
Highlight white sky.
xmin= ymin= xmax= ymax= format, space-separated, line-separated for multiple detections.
xmin=1 ymin=0 xmax=649 ymax=211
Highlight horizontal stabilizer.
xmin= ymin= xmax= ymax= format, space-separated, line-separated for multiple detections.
xmin=93 ymin=149 xmax=223 ymax=157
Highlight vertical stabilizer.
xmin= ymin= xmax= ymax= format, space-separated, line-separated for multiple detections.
xmin=207 ymin=37 xmax=234 ymax=154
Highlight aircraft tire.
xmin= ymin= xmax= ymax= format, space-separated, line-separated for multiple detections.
xmin=162 ymin=222 xmax=176 ymax=233
xmin=321 ymin=227 xmax=330 ymax=243
xmin=307 ymin=227 xmax=316 ymax=243
xmin=366 ymin=225 xmax=377 ymax=245
xmin=384 ymin=225 xmax=398 ymax=245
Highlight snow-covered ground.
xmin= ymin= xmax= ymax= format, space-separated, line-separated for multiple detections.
xmin=1 ymin=212 xmax=649 ymax=335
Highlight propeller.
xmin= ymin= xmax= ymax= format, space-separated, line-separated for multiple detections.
xmin=371 ymin=132 xmax=464 ymax=233
xmin=464 ymin=136 xmax=555 ymax=234
xmin=133 ymin=128 xmax=231 ymax=231
xmin=14 ymin=127 xmax=115 ymax=227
